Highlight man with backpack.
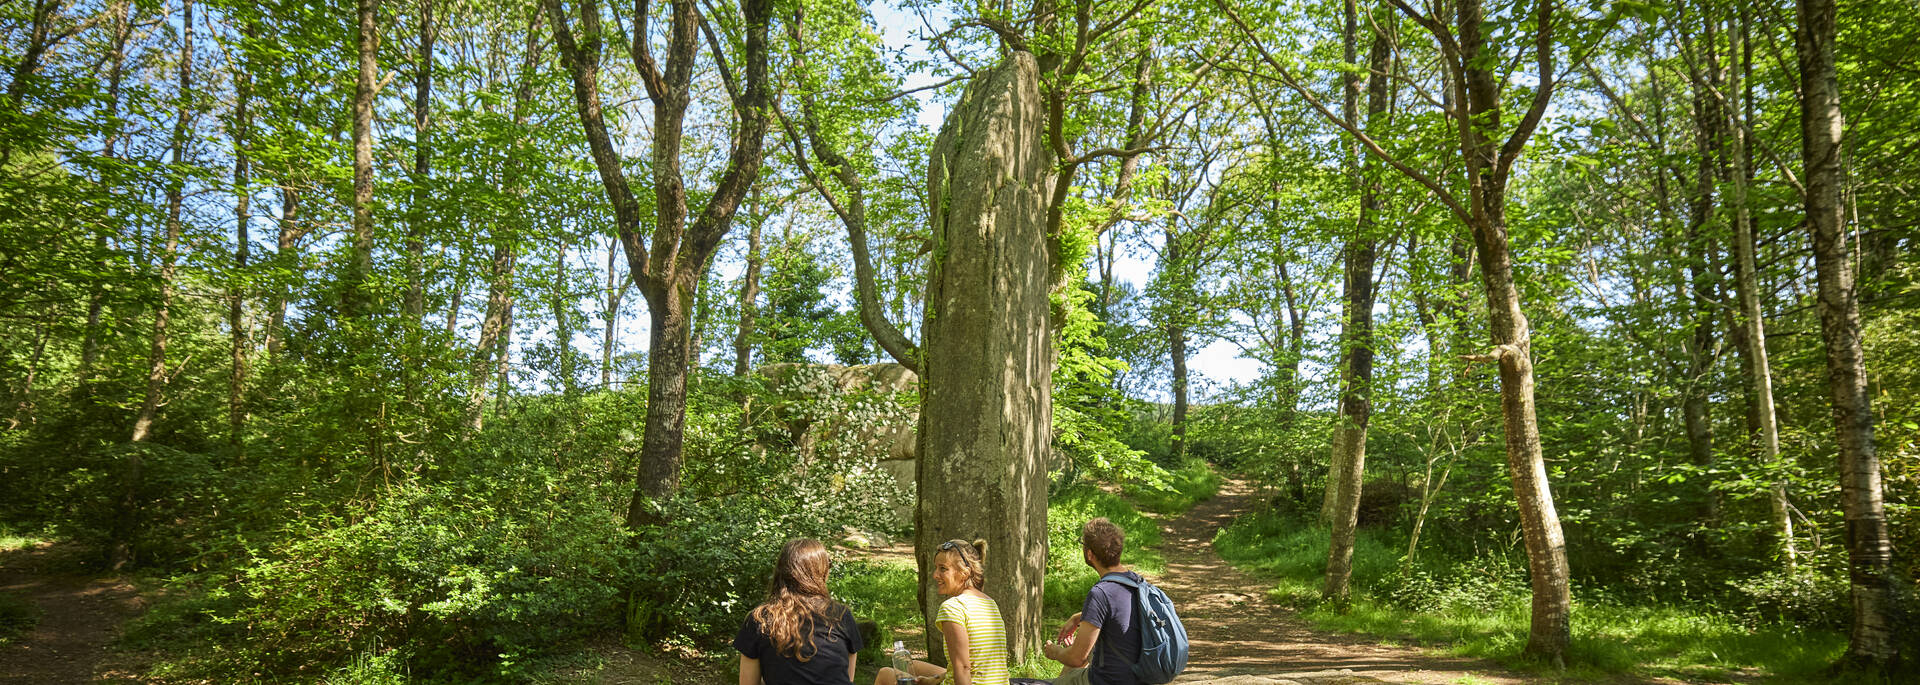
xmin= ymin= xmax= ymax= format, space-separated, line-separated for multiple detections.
xmin=1039 ymin=518 xmax=1187 ymax=685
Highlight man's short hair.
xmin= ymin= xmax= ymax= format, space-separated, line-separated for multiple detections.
xmin=1081 ymin=517 xmax=1125 ymax=567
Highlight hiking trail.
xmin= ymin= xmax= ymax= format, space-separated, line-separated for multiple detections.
xmin=1147 ymin=478 xmax=1531 ymax=684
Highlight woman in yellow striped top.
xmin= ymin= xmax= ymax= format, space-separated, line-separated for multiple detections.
xmin=872 ymin=539 xmax=1009 ymax=685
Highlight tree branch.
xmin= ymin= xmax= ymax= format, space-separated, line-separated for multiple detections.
xmin=1495 ymin=0 xmax=1555 ymax=183
xmin=1212 ymin=0 xmax=1471 ymax=225
xmin=781 ymin=10 xmax=921 ymax=372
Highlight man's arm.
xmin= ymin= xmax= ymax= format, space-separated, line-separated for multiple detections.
xmin=1042 ymin=621 xmax=1101 ymax=668
xmin=1054 ymin=612 xmax=1082 ymax=642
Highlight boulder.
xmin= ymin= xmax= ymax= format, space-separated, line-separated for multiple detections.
xmin=756 ymin=363 xmax=920 ymax=524
xmin=756 ymin=362 xmax=919 ymax=461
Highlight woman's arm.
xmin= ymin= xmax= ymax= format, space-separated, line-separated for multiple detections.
xmin=936 ymin=620 xmax=972 ymax=685
xmin=846 ymin=653 xmax=858 ymax=683
xmin=739 ymin=655 xmax=761 ymax=685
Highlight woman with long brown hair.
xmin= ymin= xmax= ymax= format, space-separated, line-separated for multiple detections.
xmin=736 ymin=538 xmax=864 ymax=685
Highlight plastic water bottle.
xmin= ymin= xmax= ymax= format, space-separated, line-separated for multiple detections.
xmin=890 ymin=641 xmax=913 ymax=685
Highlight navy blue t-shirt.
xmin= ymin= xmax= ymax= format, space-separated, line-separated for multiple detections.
xmin=734 ymin=602 xmax=864 ymax=685
xmin=1082 ymin=572 xmax=1144 ymax=685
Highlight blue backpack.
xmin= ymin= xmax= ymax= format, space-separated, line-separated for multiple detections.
xmin=1098 ymin=573 xmax=1189 ymax=684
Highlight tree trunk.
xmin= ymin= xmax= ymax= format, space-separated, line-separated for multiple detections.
xmin=266 ymin=185 xmax=301 ymax=357
xmin=732 ymin=188 xmax=763 ymax=377
xmin=1275 ymin=254 xmax=1307 ymax=503
xmin=603 ymin=237 xmax=627 ymax=387
xmin=1458 ymin=0 xmax=1570 ymax=663
xmin=1324 ymin=8 xmax=1389 ymax=603
xmin=131 ymin=0 xmax=195 ymax=446
xmin=81 ymin=0 xmax=135 ymax=379
xmin=344 ymin=0 xmax=378 ymax=320
xmin=1169 ymin=320 xmax=1189 ymax=462
xmin=630 ymin=278 xmax=694 ymax=522
xmin=1725 ymin=9 xmax=1792 ymax=568
xmin=1473 ymin=206 xmax=1570 ymax=665
xmin=688 ymin=270 xmax=711 ymax=371
xmin=120 ymin=0 xmax=195 ymax=569
xmin=468 ymin=244 xmax=514 ymax=430
xmin=545 ymin=0 xmax=774 ymax=531
xmin=228 ymin=19 xmax=254 ymax=452
xmin=917 ymin=53 xmax=1053 ymax=661
xmin=1682 ymin=156 xmax=1717 ymax=516
xmin=1682 ymin=19 xmax=1723 ymax=522
xmin=1797 ymin=0 xmax=1896 ymax=667
xmin=0 ymin=0 xmax=74 ymax=168
xmin=550 ymin=246 xmax=580 ymax=395
xmin=494 ymin=298 xmax=515 ymax=416
xmin=468 ymin=13 xmax=540 ymax=430
xmin=1404 ymin=434 xmax=1455 ymax=565
xmin=446 ymin=262 xmax=465 ymax=336
xmin=403 ymin=0 xmax=437 ymax=405
xmin=1165 ymin=218 xmax=1190 ymax=465
xmin=783 ymin=15 xmax=924 ymax=373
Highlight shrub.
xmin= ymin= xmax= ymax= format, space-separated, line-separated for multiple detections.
xmin=234 ymin=482 xmax=633 ymax=680
xmin=40 ymin=442 xmax=235 ymax=568
xmin=1123 ymin=458 xmax=1221 ymax=515
xmin=1382 ymin=553 xmax=1531 ymax=615
xmin=1731 ymin=565 xmax=1848 ymax=630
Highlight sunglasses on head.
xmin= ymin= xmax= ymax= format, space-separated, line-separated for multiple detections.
xmin=939 ymin=541 xmax=964 ymax=552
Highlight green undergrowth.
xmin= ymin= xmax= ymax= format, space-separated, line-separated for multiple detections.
xmin=0 ymin=524 xmax=46 ymax=552
xmin=1122 ymin=458 xmax=1223 ymax=515
xmin=1214 ymin=508 xmax=1851 ymax=682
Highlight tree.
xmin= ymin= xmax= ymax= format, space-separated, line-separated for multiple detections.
xmin=1796 ymin=0 xmax=1898 ymax=668
xmin=545 ymin=0 xmax=773 ymax=527
xmin=1220 ymin=0 xmax=1574 ymax=662
xmin=732 ymin=185 xmax=765 ymax=377
xmin=1323 ymin=0 xmax=1393 ymax=604
xmin=344 ymin=0 xmax=377 ymax=321
xmin=121 ymin=0 xmax=197 ymax=569
xmin=467 ymin=8 xmax=542 ymax=430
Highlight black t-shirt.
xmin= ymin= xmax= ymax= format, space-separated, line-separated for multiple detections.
xmin=1083 ymin=572 xmax=1144 ymax=685
xmin=733 ymin=602 xmax=864 ymax=685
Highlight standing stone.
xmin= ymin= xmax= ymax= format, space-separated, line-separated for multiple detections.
xmin=916 ymin=51 xmax=1054 ymax=660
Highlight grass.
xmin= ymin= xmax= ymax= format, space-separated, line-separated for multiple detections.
xmin=0 ymin=526 xmax=46 ymax=552
xmin=1213 ymin=507 xmax=1853 ymax=682
xmin=1122 ymin=458 xmax=1224 ymax=515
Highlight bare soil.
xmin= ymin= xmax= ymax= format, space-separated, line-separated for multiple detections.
xmin=0 ymin=543 xmax=145 ymax=684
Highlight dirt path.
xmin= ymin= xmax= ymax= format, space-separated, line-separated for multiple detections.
xmin=0 ymin=544 xmax=145 ymax=684
xmin=1149 ymin=479 xmax=1534 ymax=684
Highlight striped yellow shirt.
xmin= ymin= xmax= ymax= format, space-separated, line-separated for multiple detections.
xmin=934 ymin=593 xmax=1009 ymax=685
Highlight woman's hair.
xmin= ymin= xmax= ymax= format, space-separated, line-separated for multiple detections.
xmin=752 ymin=538 xmax=841 ymax=661
xmin=936 ymin=538 xmax=988 ymax=590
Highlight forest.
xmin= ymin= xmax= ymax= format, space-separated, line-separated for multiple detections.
xmin=0 ymin=0 xmax=1914 ymax=681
